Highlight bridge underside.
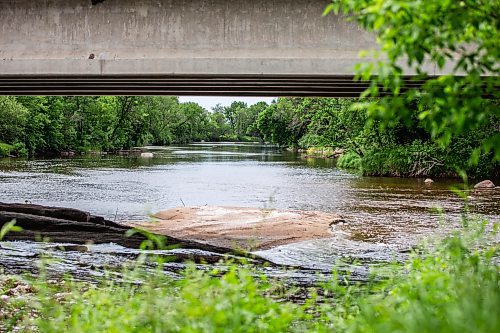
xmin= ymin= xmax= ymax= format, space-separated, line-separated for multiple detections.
xmin=0 ymin=75 xmax=427 ymax=97
xmin=0 ymin=0 xmax=379 ymax=97
xmin=1 ymin=0 xmax=441 ymax=97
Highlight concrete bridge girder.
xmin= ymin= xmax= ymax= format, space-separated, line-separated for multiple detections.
xmin=0 ymin=0 xmax=437 ymax=96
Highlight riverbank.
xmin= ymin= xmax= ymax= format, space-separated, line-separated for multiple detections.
xmin=299 ymin=144 xmax=500 ymax=180
xmin=1 ymin=217 xmax=498 ymax=332
xmin=4 ymin=140 xmax=498 ymax=181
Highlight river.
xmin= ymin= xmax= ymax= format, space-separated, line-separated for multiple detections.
xmin=1 ymin=143 xmax=499 ymax=272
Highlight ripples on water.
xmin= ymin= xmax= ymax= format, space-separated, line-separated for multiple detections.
xmin=1 ymin=143 xmax=498 ymax=269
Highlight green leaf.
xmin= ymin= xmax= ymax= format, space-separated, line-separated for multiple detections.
xmin=0 ymin=220 xmax=22 ymax=240
xmin=437 ymin=56 xmax=446 ymax=69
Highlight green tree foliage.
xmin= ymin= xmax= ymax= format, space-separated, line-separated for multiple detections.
xmin=1 ymin=97 xmax=270 ymax=156
xmin=324 ymin=0 xmax=500 ymax=162
xmin=244 ymin=102 xmax=268 ymax=137
xmin=172 ymin=102 xmax=210 ymax=144
xmin=0 ymin=97 xmax=29 ymax=157
xmin=4 ymin=96 xmax=186 ymax=154
xmin=258 ymin=97 xmax=392 ymax=153
xmin=257 ymin=98 xmax=312 ymax=147
xmin=0 ymin=97 xmax=28 ymax=144
xmin=3 ymin=93 xmax=494 ymax=177
xmin=223 ymin=102 xmax=245 ymax=133
xmin=138 ymin=96 xmax=180 ymax=145
xmin=207 ymin=111 xmax=232 ymax=141
xmin=212 ymin=101 xmax=267 ymax=141
xmin=258 ymin=97 xmax=497 ymax=178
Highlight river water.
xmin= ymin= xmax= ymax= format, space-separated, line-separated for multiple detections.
xmin=1 ymin=143 xmax=499 ymax=271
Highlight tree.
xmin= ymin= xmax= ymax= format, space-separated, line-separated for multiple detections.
xmin=137 ymin=96 xmax=180 ymax=145
xmin=324 ymin=0 xmax=500 ymax=162
xmin=0 ymin=96 xmax=28 ymax=144
xmin=256 ymin=98 xmax=310 ymax=147
xmin=173 ymin=102 xmax=210 ymax=143
xmin=210 ymin=101 xmax=268 ymax=140
xmin=207 ymin=112 xmax=231 ymax=141
xmin=245 ymin=102 xmax=269 ymax=139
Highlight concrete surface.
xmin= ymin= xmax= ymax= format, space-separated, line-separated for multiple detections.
xmin=0 ymin=0 xmax=436 ymax=95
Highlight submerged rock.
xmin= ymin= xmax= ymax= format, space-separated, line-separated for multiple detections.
xmin=474 ymin=180 xmax=495 ymax=189
xmin=424 ymin=178 xmax=434 ymax=184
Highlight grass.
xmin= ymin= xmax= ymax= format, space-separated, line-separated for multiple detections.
xmin=31 ymin=264 xmax=300 ymax=333
xmin=323 ymin=221 xmax=500 ymax=333
xmin=0 ymin=218 xmax=498 ymax=332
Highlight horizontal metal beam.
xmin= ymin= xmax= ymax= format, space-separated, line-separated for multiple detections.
xmin=0 ymin=75 xmax=426 ymax=97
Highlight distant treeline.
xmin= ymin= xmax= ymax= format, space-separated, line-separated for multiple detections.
xmin=0 ymin=96 xmax=498 ymax=178
xmin=0 ymin=96 xmax=267 ymax=157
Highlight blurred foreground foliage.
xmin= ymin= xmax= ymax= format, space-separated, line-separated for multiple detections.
xmin=1 ymin=219 xmax=498 ymax=332
xmin=324 ymin=0 xmax=500 ymax=163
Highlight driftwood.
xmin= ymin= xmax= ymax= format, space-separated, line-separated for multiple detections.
xmin=0 ymin=202 xmax=253 ymax=257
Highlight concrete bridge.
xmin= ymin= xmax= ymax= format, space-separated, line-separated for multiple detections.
xmin=0 ymin=0 xmax=430 ymax=96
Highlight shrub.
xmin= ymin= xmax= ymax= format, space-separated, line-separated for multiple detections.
xmin=0 ymin=142 xmax=13 ymax=157
xmin=0 ymin=141 xmax=28 ymax=157
xmin=337 ymin=151 xmax=362 ymax=170
xmin=33 ymin=264 xmax=301 ymax=333
xmin=330 ymin=220 xmax=500 ymax=333
xmin=359 ymin=140 xmax=500 ymax=178
xmin=361 ymin=141 xmax=453 ymax=177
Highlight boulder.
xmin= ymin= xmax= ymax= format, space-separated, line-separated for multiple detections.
xmin=424 ymin=178 xmax=434 ymax=184
xmin=474 ymin=180 xmax=495 ymax=189
xmin=140 ymin=152 xmax=154 ymax=158
xmin=0 ymin=202 xmax=243 ymax=254
xmin=127 ymin=206 xmax=343 ymax=251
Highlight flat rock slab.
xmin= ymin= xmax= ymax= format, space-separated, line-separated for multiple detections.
xmin=127 ymin=206 xmax=343 ymax=251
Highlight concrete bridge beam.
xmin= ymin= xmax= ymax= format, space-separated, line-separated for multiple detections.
xmin=0 ymin=0 xmax=436 ymax=96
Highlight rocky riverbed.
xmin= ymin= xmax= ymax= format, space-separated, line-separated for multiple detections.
xmin=0 ymin=202 xmax=420 ymax=285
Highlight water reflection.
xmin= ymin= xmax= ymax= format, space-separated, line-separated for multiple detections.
xmin=0 ymin=143 xmax=498 ymax=268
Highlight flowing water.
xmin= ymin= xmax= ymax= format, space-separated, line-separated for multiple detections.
xmin=1 ymin=143 xmax=499 ymax=274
